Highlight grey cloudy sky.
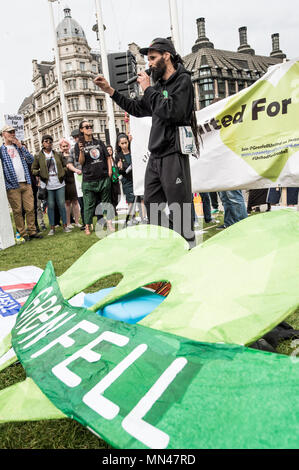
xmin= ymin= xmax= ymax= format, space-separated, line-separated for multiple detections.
xmin=0 ymin=0 xmax=298 ymax=127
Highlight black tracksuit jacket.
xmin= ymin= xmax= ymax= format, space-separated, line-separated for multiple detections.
xmin=111 ymin=64 xmax=194 ymax=158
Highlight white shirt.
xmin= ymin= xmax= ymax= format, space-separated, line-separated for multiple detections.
xmin=6 ymin=145 xmax=25 ymax=183
xmin=43 ymin=151 xmax=65 ymax=191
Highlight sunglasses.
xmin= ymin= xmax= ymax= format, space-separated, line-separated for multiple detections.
xmin=43 ymin=140 xmax=53 ymax=144
xmin=82 ymin=125 xmax=93 ymax=130
xmin=7 ymin=130 xmax=16 ymax=134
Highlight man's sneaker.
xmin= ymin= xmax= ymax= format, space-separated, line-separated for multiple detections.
xmin=80 ymin=225 xmax=86 ymax=231
xmin=48 ymin=229 xmax=55 ymax=236
xmin=211 ymin=209 xmax=219 ymax=215
xmin=205 ymin=218 xmax=217 ymax=224
xmin=41 ymin=224 xmax=47 ymax=231
xmin=66 ymin=224 xmax=74 ymax=229
xmin=127 ymin=218 xmax=139 ymax=226
xmin=216 ymin=224 xmax=226 ymax=230
xmin=74 ymin=223 xmax=82 ymax=228
xmin=63 ymin=227 xmax=72 ymax=233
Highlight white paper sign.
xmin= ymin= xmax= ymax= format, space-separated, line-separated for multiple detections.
xmin=4 ymin=113 xmax=25 ymax=141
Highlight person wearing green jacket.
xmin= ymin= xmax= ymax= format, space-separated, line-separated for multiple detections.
xmin=32 ymin=135 xmax=71 ymax=235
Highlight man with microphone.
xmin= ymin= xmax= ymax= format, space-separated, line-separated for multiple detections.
xmin=94 ymin=38 xmax=198 ymax=248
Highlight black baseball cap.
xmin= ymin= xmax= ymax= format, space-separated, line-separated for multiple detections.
xmin=71 ymin=129 xmax=80 ymax=137
xmin=42 ymin=134 xmax=53 ymax=143
xmin=139 ymin=38 xmax=176 ymax=56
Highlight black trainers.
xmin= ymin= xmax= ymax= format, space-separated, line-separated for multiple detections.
xmin=216 ymin=224 xmax=226 ymax=230
xmin=29 ymin=233 xmax=43 ymax=239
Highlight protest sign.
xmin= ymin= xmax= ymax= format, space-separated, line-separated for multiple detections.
xmin=4 ymin=113 xmax=25 ymax=141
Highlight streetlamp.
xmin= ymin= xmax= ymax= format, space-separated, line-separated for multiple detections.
xmin=48 ymin=0 xmax=70 ymax=138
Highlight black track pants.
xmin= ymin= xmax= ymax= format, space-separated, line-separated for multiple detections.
xmin=144 ymin=153 xmax=195 ymax=248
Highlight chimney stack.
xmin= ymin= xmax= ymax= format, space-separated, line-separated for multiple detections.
xmin=270 ymin=33 xmax=286 ymax=59
xmin=192 ymin=18 xmax=214 ymax=53
xmin=237 ymin=26 xmax=255 ymax=55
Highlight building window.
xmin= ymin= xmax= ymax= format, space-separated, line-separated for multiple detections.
xmin=80 ymin=62 xmax=85 ymax=71
xmin=65 ymin=62 xmax=72 ymax=71
xmin=82 ymin=78 xmax=88 ymax=89
xmin=96 ymin=99 xmax=104 ymax=111
xmin=238 ymin=80 xmax=245 ymax=91
xmin=199 ymin=66 xmax=211 ymax=77
xmin=228 ymin=80 xmax=236 ymax=95
xmin=121 ymin=120 xmax=126 ymax=133
xmin=66 ymin=79 xmax=76 ymax=90
xmin=68 ymin=98 xmax=79 ymax=111
xmin=92 ymin=64 xmax=97 ymax=73
xmin=70 ymin=120 xmax=79 ymax=131
xmin=100 ymin=120 xmax=106 ymax=133
xmin=85 ymin=96 xmax=91 ymax=110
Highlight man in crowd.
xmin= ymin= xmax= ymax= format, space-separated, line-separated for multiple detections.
xmin=94 ymin=38 xmax=198 ymax=248
xmin=68 ymin=129 xmax=85 ymax=230
xmin=217 ymin=190 xmax=248 ymax=229
xmin=0 ymin=125 xmax=42 ymax=241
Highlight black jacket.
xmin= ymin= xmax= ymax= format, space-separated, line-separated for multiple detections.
xmin=111 ymin=64 xmax=194 ymax=158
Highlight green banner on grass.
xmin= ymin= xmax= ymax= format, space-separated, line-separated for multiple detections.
xmin=10 ymin=262 xmax=299 ymax=449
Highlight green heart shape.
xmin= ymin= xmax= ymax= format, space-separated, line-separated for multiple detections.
xmin=217 ymin=62 xmax=299 ymax=182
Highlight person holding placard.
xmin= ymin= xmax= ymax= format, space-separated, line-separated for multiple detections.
xmin=0 ymin=125 xmax=42 ymax=241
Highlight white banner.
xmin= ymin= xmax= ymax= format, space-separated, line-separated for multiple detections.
xmin=131 ymin=58 xmax=299 ymax=194
xmin=4 ymin=113 xmax=25 ymax=141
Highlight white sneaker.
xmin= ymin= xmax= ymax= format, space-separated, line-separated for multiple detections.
xmin=48 ymin=229 xmax=55 ymax=236
xmin=67 ymin=224 xmax=74 ymax=229
xmin=74 ymin=223 xmax=82 ymax=228
xmin=63 ymin=227 xmax=72 ymax=233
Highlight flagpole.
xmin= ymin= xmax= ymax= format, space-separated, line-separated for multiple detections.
xmin=48 ymin=0 xmax=70 ymax=138
xmin=168 ymin=0 xmax=182 ymax=55
xmin=94 ymin=0 xmax=116 ymax=147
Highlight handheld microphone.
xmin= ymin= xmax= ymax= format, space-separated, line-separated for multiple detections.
xmin=124 ymin=68 xmax=151 ymax=86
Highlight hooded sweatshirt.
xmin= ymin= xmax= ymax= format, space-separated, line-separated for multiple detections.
xmin=111 ymin=63 xmax=194 ymax=158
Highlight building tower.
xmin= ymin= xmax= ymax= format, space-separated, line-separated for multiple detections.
xmin=19 ymin=6 xmax=126 ymax=152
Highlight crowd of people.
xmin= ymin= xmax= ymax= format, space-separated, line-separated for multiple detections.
xmin=0 ymin=122 xmax=148 ymax=242
xmin=0 ymin=121 xmax=298 ymax=246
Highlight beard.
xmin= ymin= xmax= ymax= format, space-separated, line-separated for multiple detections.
xmin=151 ymin=57 xmax=167 ymax=83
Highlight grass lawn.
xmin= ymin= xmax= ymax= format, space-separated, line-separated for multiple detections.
xmin=0 ymin=212 xmax=298 ymax=449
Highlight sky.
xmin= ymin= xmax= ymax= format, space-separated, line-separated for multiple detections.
xmin=0 ymin=0 xmax=298 ymax=126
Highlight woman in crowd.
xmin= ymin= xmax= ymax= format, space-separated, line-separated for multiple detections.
xmin=59 ymin=138 xmax=82 ymax=229
xmin=76 ymin=120 xmax=114 ymax=235
xmin=32 ymin=134 xmax=71 ymax=236
xmin=115 ymin=133 xmax=135 ymax=219
xmin=107 ymin=144 xmax=121 ymax=215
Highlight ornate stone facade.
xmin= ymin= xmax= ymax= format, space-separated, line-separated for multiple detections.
xmin=184 ymin=18 xmax=286 ymax=110
xmin=19 ymin=7 xmax=128 ymax=153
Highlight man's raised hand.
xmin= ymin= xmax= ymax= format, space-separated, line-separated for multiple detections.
xmin=94 ymin=76 xmax=115 ymax=96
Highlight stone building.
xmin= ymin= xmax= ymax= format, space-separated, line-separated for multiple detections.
xmin=18 ymin=7 xmax=131 ymax=153
xmin=184 ymin=18 xmax=286 ymax=110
